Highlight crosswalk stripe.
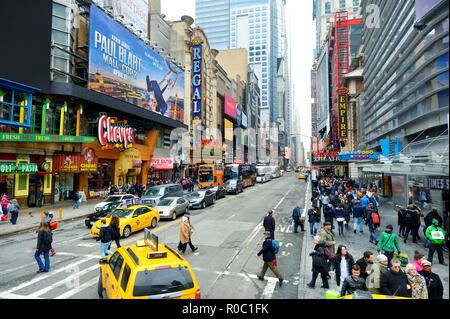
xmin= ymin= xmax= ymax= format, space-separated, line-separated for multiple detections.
xmin=55 ymin=276 xmax=99 ymax=299
xmin=27 ymin=264 xmax=100 ymax=298
xmin=0 ymin=255 xmax=98 ymax=296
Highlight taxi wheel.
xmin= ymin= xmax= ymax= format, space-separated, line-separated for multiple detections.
xmin=123 ymin=226 xmax=132 ymax=238
xmin=151 ymin=218 xmax=157 ymax=228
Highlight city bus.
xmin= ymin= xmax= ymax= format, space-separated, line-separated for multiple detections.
xmin=256 ymin=165 xmax=272 ymax=183
xmin=223 ymin=164 xmax=256 ymax=188
xmin=198 ymin=163 xmax=224 ymax=189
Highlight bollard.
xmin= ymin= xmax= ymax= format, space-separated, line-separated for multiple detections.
xmin=59 ymin=207 xmax=62 ymax=219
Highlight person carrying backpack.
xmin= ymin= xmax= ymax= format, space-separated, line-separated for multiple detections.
xmin=256 ymin=231 xmax=284 ymax=287
xmin=43 ymin=212 xmax=57 ymax=256
xmin=35 ymin=220 xmax=53 ymax=273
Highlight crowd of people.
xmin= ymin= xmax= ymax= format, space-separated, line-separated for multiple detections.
xmin=306 ymin=174 xmax=448 ymax=299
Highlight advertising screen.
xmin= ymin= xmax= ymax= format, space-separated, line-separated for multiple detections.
xmin=224 ymin=118 xmax=233 ymax=141
xmin=224 ymin=94 xmax=237 ymax=119
xmin=88 ymin=4 xmax=184 ymax=122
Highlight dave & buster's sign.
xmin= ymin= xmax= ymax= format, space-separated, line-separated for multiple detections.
xmin=98 ymin=114 xmax=135 ymax=151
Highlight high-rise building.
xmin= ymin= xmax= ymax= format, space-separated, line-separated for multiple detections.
xmin=312 ymin=0 xmax=361 ymax=58
xmin=196 ymin=0 xmax=290 ymax=141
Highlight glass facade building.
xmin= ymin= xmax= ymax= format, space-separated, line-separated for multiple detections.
xmin=361 ymin=0 xmax=449 ymax=158
xmin=195 ymin=0 xmax=285 ymax=129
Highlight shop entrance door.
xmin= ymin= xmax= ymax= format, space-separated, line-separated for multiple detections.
xmin=27 ymin=174 xmax=43 ymax=207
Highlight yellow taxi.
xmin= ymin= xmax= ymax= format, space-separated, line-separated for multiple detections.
xmin=97 ymin=229 xmax=201 ymax=299
xmin=326 ymin=290 xmax=412 ymax=299
xmin=298 ymin=173 xmax=306 ymax=179
xmin=91 ymin=205 xmax=160 ymax=238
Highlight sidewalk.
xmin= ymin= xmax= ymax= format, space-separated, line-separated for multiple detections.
xmin=0 ymin=198 xmax=103 ymax=238
xmin=298 ymin=197 xmax=449 ymax=299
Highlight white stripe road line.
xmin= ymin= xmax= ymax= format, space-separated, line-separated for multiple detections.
xmin=0 ymin=255 xmax=98 ymax=296
xmin=274 ymin=184 xmax=296 ymax=210
xmin=55 ymin=276 xmax=99 ymax=299
xmin=0 ymin=252 xmax=90 ymax=277
xmin=261 ymin=277 xmax=277 ymax=299
xmin=27 ymin=264 xmax=100 ymax=298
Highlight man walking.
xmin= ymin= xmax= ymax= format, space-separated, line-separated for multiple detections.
xmin=263 ymin=210 xmax=276 ymax=240
xmin=308 ymin=205 xmax=320 ymax=237
xmin=256 ymin=231 xmax=284 ymax=287
xmin=178 ymin=212 xmax=198 ymax=254
xmin=352 ymin=201 xmax=366 ymax=234
xmin=292 ymin=206 xmax=304 ymax=233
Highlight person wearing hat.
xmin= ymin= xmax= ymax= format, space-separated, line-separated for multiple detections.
xmin=418 ymin=260 xmax=444 ymax=299
xmin=256 ymin=231 xmax=284 ymax=287
xmin=178 ymin=212 xmax=198 ymax=254
xmin=319 ymin=221 xmax=336 ymax=259
xmin=377 ymin=224 xmax=401 ymax=267
xmin=263 ymin=210 xmax=276 ymax=240
xmin=425 ymin=218 xmax=446 ymax=265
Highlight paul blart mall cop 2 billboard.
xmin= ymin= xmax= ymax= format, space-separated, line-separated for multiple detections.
xmin=88 ymin=4 xmax=184 ymax=122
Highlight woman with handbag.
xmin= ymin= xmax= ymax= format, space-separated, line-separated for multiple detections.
xmin=329 ymin=244 xmax=355 ymax=290
xmin=377 ymin=224 xmax=401 ymax=267
xmin=35 ymin=221 xmax=53 ymax=273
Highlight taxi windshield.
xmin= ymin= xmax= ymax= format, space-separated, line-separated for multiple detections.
xmin=133 ymin=267 xmax=194 ymax=297
xmin=107 ymin=209 xmax=133 ymax=218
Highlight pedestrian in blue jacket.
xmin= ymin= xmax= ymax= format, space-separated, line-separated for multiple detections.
xmin=353 ymin=201 xmax=366 ymax=233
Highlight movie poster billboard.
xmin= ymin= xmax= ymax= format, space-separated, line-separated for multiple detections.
xmin=88 ymin=4 xmax=184 ymax=122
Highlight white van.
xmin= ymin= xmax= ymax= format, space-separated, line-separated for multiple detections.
xmin=270 ymin=166 xmax=281 ymax=178
xmin=256 ymin=166 xmax=272 ymax=183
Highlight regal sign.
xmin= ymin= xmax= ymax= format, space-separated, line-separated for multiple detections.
xmin=192 ymin=38 xmax=203 ymax=121
xmin=98 ymin=114 xmax=135 ymax=151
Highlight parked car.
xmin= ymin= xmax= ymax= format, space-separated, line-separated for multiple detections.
xmin=94 ymin=194 xmax=138 ymax=211
xmin=209 ymin=185 xmax=227 ymax=200
xmin=187 ymin=190 xmax=215 ymax=209
xmin=85 ymin=202 xmax=122 ymax=228
xmin=154 ymin=197 xmax=189 ymax=220
xmin=141 ymin=184 xmax=183 ymax=207
xmin=224 ymin=179 xmax=244 ymax=194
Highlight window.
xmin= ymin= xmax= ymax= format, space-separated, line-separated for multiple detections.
xmin=353 ymin=0 xmax=359 ymax=6
xmin=133 ymin=267 xmax=194 ymax=297
xmin=121 ymin=263 xmax=131 ymax=292
xmin=340 ymin=0 xmax=346 ymax=8
xmin=325 ymin=2 xmax=331 ymax=13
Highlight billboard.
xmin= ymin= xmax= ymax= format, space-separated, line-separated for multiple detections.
xmin=316 ymin=42 xmax=329 ymax=133
xmin=88 ymin=4 xmax=184 ymax=122
xmin=241 ymin=112 xmax=248 ymax=128
xmin=91 ymin=0 xmax=149 ymax=40
xmin=236 ymin=104 xmax=242 ymax=126
xmin=224 ymin=118 xmax=233 ymax=141
xmin=224 ymin=94 xmax=236 ymax=119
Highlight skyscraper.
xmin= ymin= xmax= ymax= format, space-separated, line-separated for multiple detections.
xmin=196 ymin=0 xmax=289 ymax=136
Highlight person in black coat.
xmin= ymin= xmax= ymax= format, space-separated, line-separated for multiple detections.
xmin=109 ymin=214 xmax=121 ymax=249
xmin=397 ymin=206 xmax=406 ymax=237
xmin=355 ymin=251 xmax=374 ymax=280
xmin=34 ymin=221 xmax=53 ymax=273
xmin=379 ymin=259 xmax=410 ymax=297
xmin=340 ymin=264 xmax=368 ymax=296
xmin=97 ymin=219 xmax=113 ymax=260
xmin=307 ymin=238 xmax=330 ymax=289
xmin=418 ymin=260 xmax=443 ymax=299
xmin=263 ymin=210 xmax=276 ymax=239
xmin=329 ymin=245 xmax=355 ymax=288
xmin=292 ymin=206 xmax=303 ymax=233
xmin=404 ymin=205 xmax=419 ymax=243
xmin=307 ymin=205 xmax=320 ymax=237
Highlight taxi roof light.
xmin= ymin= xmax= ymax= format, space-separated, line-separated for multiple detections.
xmin=147 ymin=251 xmax=168 ymax=259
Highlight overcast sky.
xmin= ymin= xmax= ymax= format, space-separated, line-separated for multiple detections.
xmin=161 ymin=0 xmax=314 ymax=152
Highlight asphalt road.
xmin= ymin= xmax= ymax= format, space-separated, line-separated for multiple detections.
xmin=0 ymin=172 xmax=308 ymax=299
